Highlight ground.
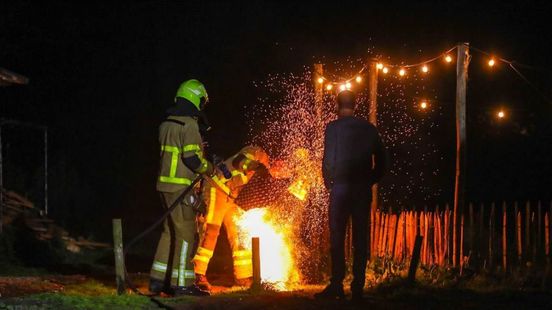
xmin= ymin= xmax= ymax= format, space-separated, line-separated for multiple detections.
xmin=1 ymin=273 xmax=551 ymax=309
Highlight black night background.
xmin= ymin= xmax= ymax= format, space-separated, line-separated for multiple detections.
xmin=1 ymin=1 xmax=552 ymax=308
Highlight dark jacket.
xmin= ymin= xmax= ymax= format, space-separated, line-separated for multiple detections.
xmin=322 ymin=116 xmax=387 ymax=189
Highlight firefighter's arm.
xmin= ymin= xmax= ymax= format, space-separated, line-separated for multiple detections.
xmin=322 ymin=123 xmax=336 ymax=190
xmin=182 ymin=121 xmax=214 ymax=175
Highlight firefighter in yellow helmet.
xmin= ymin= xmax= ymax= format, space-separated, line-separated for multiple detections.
xmin=149 ymin=79 xmax=214 ymax=296
xmin=192 ymin=146 xmax=269 ymax=291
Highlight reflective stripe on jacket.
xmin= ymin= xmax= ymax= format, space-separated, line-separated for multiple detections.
xmin=156 ymin=116 xmax=207 ymax=192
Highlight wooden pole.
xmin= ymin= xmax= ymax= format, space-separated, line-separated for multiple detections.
xmin=478 ymin=203 xmax=485 ymax=269
xmin=516 ymin=202 xmax=522 ymax=265
xmin=44 ymin=129 xmax=48 ymax=216
xmin=489 ymin=203 xmax=495 ymax=270
xmin=525 ymin=201 xmax=531 ymax=264
xmin=0 ymin=123 xmax=3 ymax=234
xmin=469 ymin=203 xmax=474 ymax=260
xmin=545 ymin=211 xmax=550 ymax=265
xmin=112 ymin=219 xmax=126 ymax=295
xmin=313 ymin=63 xmax=324 ymax=122
xmin=408 ymin=235 xmax=424 ymax=283
xmin=368 ymin=59 xmax=379 ymax=222
xmin=538 ymin=201 xmax=543 ymax=266
xmin=502 ymin=202 xmax=507 ymax=272
xmin=252 ymin=237 xmax=261 ymax=289
xmin=453 ymin=42 xmax=470 ymax=267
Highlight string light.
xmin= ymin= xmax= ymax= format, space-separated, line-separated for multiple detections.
xmin=313 ymin=45 xmax=541 ymax=103
xmin=420 ymin=100 xmax=428 ymax=109
xmin=497 ymin=110 xmax=505 ymax=119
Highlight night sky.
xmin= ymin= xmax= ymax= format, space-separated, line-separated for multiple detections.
xmin=1 ymin=1 xmax=551 ymax=239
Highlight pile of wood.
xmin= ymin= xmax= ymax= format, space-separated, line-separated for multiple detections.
xmin=1 ymin=188 xmax=110 ymax=253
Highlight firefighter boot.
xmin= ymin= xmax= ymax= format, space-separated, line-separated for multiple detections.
xmin=314 ymin=283 xmax=345 ymax=300
xmin=195 ymin=274 xmax=212 ymax=291
xmin=149 ymin=278 xmax=166 ymax=295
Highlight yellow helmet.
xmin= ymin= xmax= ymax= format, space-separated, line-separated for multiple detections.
xmin=235 ymin=146 xmax=270 ymax=172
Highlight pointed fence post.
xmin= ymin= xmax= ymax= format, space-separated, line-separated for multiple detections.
xmin=252 ymin=237 xmax=261 ymax=290
xmin=112 ymin=219 xmax=126 ymax=295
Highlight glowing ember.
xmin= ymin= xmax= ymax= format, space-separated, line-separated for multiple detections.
xmin=236 ymin=208 xmax=299 ymax=290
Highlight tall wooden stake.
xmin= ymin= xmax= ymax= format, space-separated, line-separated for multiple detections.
xmin=313 ymin=63 xmax=324 ymax=122
xmin=368 ymin=59 xmax=379 ymax=259
xmin=112 ymin=219 xmax=126 ymax=295
xmin=252 ymin=237 xmax=261 ymax=290
xmin=0 ymin=123 xmax=3 ymax=234
xmin=453 ymin=43 xmax=470 ymax=267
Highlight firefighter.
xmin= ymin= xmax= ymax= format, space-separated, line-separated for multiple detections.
xmin=192 ymin=146 xmax=269 ymax=291
xmin=315 ymin=90 xmax=387 ymax=302
xmin=149 ymin=79 xmax=215 ymax=296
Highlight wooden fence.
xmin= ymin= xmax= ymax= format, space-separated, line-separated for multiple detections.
xmin=346 ymin=201 xmax=552 ymax=271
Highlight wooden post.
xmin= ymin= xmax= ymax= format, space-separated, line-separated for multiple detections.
xmin=252 ymin=237 xmax=261 ymax=289
xmin=453 ymin=42 xmax=470 ymax=267
xmin=469 ymin=203 xmax=474 ymax=260
xmin=516 ymin=202 xmax=522 ymax=265
xmin=408 ymin=235 xmax=424 ymax=283
xmin=489 ymin=203 xmax=495 ymax=270
xmin=460 ymin=214 xmax=465 ymax=270
xmin=479 ymin=203 xmax=485 ymax=269
xmin=0 ymin=123 xmax=3 ymax=234
xmin=392 ymin=209 xmax=400 ymax=260
xmin=112 ymin=219 xmax=126 ymax=295
xmin=313 ymin=63 xmax=324 ymax=122
xmin=368 ymin=59 xmax=379 ymax=219
xmin=44 ymin=129 xmax=48 ymax=216
xmin=525 ymin=201 xmax=531 ymax=264
xmin=538 ymin=201 xmax=543 ymax=266
xmin=502 ymin=202 xmax=507 ymax=272
xmin=545 ymin=211 xmax=550 ymax=265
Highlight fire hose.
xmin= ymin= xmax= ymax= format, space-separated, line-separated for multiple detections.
xmin=121 ymin=158 xmax=234 ymax=307
xmin=122 ymin=174 xmax=202 ymax=308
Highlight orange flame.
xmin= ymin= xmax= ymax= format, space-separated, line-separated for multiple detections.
xmin=236 ymin=208 xmax=299 ymax=290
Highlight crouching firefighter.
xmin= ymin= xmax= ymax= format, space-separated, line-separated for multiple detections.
xmin=149 ymin=79 xmax=215 ymax=296
xmin=193 ymin=146 xmax=269 ymax=291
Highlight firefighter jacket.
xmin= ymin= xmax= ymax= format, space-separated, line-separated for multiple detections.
xmin=156 ymin=116 xmax=211 ymax=192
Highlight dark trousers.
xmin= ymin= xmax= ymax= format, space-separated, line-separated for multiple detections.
xmin=329 ymin=183 xmax=372 ymax=291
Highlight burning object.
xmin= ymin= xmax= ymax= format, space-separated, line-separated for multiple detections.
xmin=236 ymin=208 xmax=299 ymax=290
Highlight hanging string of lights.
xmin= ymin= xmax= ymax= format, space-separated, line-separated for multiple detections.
xmin=316 ymin=45 xmax=548 ymax=107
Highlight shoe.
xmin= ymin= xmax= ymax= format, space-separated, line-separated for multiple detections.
xmin=314 ymin=284 xmax=345 ymax=300
xmin=149 ymin=278 xmax=169 ymax=295
xmin=195 ymin=274 xmax=212 ymax=291
xmin=234 ymin=277 xmax=253 ymax=287
xmin=174 ymin=284 xmax=211 ymax=296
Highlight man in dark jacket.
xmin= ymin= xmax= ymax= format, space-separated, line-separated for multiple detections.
xmin=315 ymin=90 xmax=387 ymax=302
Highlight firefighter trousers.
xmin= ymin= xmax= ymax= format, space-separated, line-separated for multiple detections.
xmin=150 ymin=189 xmax=197 ymax=287
xmin=193 ymin=186 xmax=252 ymax=279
